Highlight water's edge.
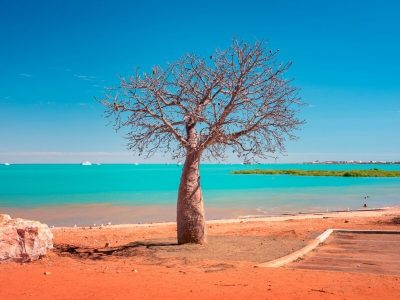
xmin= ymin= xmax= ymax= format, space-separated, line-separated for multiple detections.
xmin=1 ymin=164 xmax=400 ymax=225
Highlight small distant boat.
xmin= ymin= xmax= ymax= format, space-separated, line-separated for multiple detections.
xmin=133 ymin=162 xmax=139 ymax=166
xmin=81 ymin=161 xmax=92 ymax=166
xmin=4 ymin=163 xmax=10 ymax=166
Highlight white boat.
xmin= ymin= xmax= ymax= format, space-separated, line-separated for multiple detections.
xmin=133 ymin=162 xmax=139 ymax=166
xmin=4 ymin=163 xmax=10 ymax=166
xmin=81 ymin=161 xmax=92 ymax=166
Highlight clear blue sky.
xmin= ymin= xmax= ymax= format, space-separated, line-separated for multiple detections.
xmin=1 ymin=0 xmax=399 ymax=163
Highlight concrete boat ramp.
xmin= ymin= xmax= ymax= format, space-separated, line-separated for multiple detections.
xmin=259 ymin=229 xmax=400 ymax=276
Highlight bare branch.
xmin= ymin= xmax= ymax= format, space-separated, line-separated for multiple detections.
xmin=101 ymin=40 xmax=303 ymax=161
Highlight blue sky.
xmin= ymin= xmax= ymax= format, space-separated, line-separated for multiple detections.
xmin=0 ymin=0 xmax=399 ymax=163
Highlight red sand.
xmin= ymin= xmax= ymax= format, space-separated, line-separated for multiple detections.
xmin=1 ymin=209 xmax=400 ymax=299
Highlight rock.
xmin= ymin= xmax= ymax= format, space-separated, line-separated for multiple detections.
xmin=0 ymin=214 xmax=53 ymax=262
xmin=0 ymin=214 xmax=11 ymax=224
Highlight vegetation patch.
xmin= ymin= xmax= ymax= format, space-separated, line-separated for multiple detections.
xmin=232 ymin=169 xmax=400 ymax=177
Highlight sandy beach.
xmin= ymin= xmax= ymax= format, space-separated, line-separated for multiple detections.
xmin=1 ymin=208 xmax=400 ymax=299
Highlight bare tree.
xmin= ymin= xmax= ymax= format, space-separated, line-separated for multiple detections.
xmin=101 ymin=40 xmax=303 ymax=244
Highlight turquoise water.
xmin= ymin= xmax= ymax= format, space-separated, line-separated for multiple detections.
xmin=1 ymin=164 xmax=400 ymax=216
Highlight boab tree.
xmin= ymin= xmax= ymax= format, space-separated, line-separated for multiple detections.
xmin=102 ymin=40 xmax=303 ymax=244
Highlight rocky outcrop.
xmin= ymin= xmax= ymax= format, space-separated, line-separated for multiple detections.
xmin=0 ymin=214 xmax=53 ymax=262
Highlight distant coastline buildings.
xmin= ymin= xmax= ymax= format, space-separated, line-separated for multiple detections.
xmin=305 ymin=160 xmax=400 ymax=164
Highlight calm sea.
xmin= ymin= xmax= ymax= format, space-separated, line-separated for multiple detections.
xmin=1 ymin=164 xmax=399 ymax=225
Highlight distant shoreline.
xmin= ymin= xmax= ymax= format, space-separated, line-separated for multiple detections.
xmin=233 ymin=169 xmax=400 ymax=177
xmin=1 ymin=162 xmax=400 ymax=165
xmin=303 ymin=161 xmax=400 ymax=165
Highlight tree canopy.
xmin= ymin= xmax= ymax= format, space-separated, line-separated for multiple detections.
xmin=102 ymin=40 xmax=303 ymax=162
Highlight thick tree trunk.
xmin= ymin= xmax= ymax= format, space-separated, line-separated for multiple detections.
xmin=177 ymin=151 xmax=206 ymax=244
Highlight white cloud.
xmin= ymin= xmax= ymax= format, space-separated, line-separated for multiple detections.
xmin=74 ymin=75 xmax=89 ymax=80
xmin=35 ymin=101 xmax=55 ymax=106
xmin=0 ymin=152 xmax=131 ymax=156
xmin=0 ymin=152 xmax=136 ymax=164
xmin=74 ymin=74 xmax=97 ymax=81
xmin=19 ymin=73 xmax=32 ymax=78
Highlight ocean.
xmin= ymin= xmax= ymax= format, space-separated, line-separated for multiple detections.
xmin=1 ymin=164 xmax=399 ymax=226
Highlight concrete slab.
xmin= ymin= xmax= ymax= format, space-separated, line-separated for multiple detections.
xmin=289 ymin=231 xmax=400 ymax=275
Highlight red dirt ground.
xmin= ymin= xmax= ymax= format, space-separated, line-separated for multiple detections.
xmin=1 ymin=210 xmax=400 ymax=299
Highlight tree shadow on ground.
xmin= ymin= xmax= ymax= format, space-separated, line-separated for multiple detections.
xmin=53 ymin=239 xmax=236 ymax=272
xmin=54 ymin=240 xmax=178 ymax=260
